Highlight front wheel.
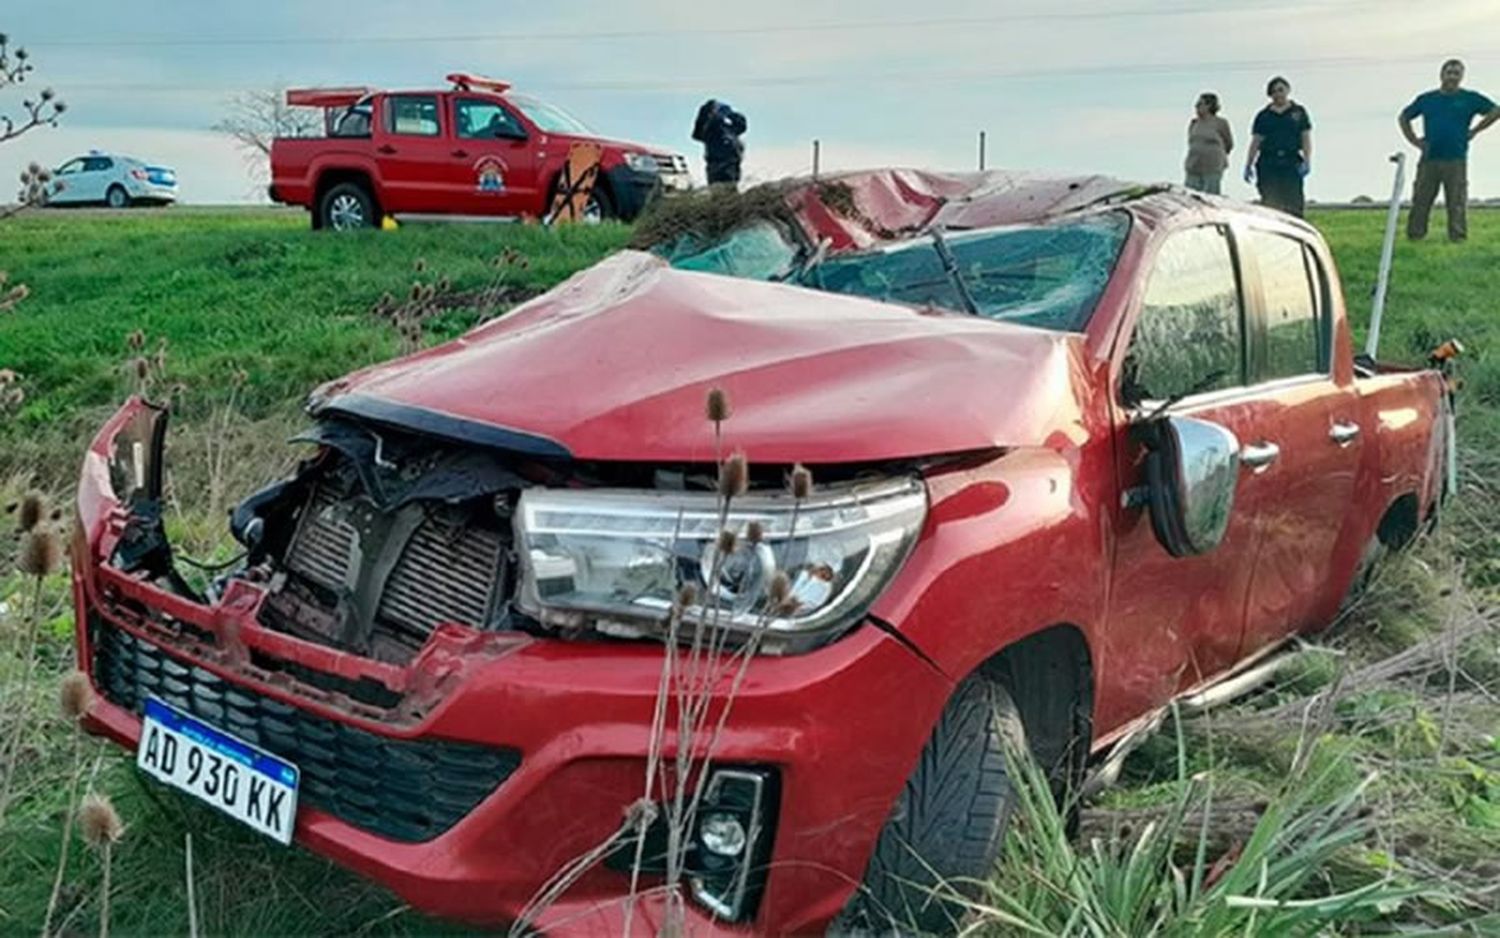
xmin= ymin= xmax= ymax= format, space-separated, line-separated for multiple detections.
xmin=319 ymin=182 xmax=376 ymax=231
xmin=840 ymin=671 xmax=1025 ymax=935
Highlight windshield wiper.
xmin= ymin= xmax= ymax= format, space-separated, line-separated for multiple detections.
xmin=929 ymin=229 xmax=980 ymax=316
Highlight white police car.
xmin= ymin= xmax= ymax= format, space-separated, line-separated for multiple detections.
xmin=48 ymin=151 xmax=178 ymax=207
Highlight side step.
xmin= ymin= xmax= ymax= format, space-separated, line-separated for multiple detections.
xmin=1081 ymin=644 xmax=1301 ymax=799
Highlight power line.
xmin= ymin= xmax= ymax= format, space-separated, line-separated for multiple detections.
xmin=53 ymin=47 xmax=1500 ymax=97
xmin=27 ymin=1 xmax=1408 ymax=49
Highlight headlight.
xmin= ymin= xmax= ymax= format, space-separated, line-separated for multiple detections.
xmin=624 ymin=151 xmax=660 ymax=174
xmin=514 ymin=478 xmax=926 ymax=653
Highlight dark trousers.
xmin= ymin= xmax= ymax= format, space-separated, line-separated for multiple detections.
xmin=1408 ymin=158 xmax=1468 ymax=242
xmin=706 ymin=158 xmax=741 ymax=185
xmin=1256 ymin=164 xmax=1305 ymax=217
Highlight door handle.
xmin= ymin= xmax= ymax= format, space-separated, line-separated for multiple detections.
xmin=376 ymin=144 xmax=397 ymax=155
xmin=1329 ymin=421 xmax=1361 ymax=446
xmin=451 ymin=149 xmax=469 ymax=158
xmin=1240 ymin=441 xmax=1281 ymax=471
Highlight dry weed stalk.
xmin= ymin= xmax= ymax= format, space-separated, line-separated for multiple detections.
xmin=0 ymin=506 xmax=64 ymax=819
xmin=43 ymin=671 xmax=95 ymax=938
xmin=371 ymin=251 xmax=533 ymax=355
xmin=79 ymin=792 xmax=124 ymax=938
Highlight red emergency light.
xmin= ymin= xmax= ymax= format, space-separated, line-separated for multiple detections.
xmin=447 ymin=73 xmax=512 ymax=94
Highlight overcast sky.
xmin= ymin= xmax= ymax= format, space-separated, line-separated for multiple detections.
xmin=3 ymin=0 xmax=1499 ymax=204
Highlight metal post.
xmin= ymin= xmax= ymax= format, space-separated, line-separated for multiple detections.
xmin=978 ymin=131 xmax=986 ymax=171
xmin=1366 ymin=151 xmax=1406 ymax=359
xmin=812 ymin=139 xmax=820 ymax=179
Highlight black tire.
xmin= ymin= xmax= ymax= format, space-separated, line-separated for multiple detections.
xmin=585 ymin=181 xmax=615 ymax=222
xmin=318 ymin=182 xmax=376 ymax=231
xmin=106 ymin=185 xmax=130 ymax=209
xmin=840 ymin=670 xmax=1025 ymax=935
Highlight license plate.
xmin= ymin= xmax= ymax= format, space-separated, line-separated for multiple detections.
xmin=136 ymin=697 xmax=300 ymax=844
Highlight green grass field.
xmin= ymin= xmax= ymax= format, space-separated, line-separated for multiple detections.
xmin=0 ymin=206 xmax=1497 ymax=935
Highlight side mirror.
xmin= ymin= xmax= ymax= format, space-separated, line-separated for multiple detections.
xmin=1142 ymin=415 xmax=1240 ymax=557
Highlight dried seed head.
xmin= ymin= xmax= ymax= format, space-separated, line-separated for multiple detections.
xmin=53 ymin=101 xmax=67 ymax=115
xmin=745 ymin=520 xmax=765 ymax=545
xmin=414 ymin=257 xmax=427 ymax=273
xmin=717 ymin=452 xmax=748 ymax=500
xmin=437 ymin=276 xmax=451 ymax=292
xmin=705 ymin=386 xmax=731 ymax=424
xmin=132 ymin=356 xmax=150 ymax=381
xmin=125 ymin=329 xmax=145 ymax=351
xmin=60 ymin=670 xmax=93 ymax=721
xmin=17 ymin=491 xmax=46 ymax=531
xmin=766 ymin=570 xmax=792 ymax=607
xmin=410 ymin=282 xmax=423 ymax=302
xmin=232 ymin=367 xmax=249 ymax=386
xmin=790 ymin=464 xmax=814 ymax=500
xmin=79 ymin=793 xmax=124 ymax=848
xmin=675 ymin=583 xmax=698 ymax=609
xmin=716 ymin=527 xmax=737 ymax=556
xmin=39 ymin=87 xmax=53 ymax=101
xmin=0 ymin=368 xmax=17 ymax=385
xmin=4 ymin=387 xmax=24 ymax=407
xmin=18 ymin=528 xmax=63 ymax=577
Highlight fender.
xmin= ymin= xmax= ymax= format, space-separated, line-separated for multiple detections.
xmin=869 ymin=446 xmax=1108 ymax=711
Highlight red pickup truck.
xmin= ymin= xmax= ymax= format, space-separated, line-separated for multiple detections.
xmin=268 ymin=74 xmax=690 ymax=229
xmin=73 ymin=170 xmax=1451 ymax=935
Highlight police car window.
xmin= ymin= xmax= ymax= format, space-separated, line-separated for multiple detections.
xmin=1246 ymin=229 xmax=1321 ymax=380
xmin=1123 ymin=225 xmax=1244 ymax=404
xmin=83 ymin=157 xmax=113 ymax=171
xmin=455 ymin=99 xmax=523 ymax=140
xmin=57 ymin=159 xmax=84 ymax=175
xmin=387 ymin=95 xmax=440 ymax=137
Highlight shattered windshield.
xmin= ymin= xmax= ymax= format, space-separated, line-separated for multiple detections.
xmin=665 ymin=211 xmax=1130 ymax=332
xmin=804 ymin=212 xmax=1130 ymax=331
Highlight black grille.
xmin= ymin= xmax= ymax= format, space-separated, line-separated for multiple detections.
xmin=93 ymin=619 xmax=520 ymax=843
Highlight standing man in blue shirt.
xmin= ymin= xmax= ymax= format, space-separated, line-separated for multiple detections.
xmin=1400 ymin=59 xmax=1500 ymax=242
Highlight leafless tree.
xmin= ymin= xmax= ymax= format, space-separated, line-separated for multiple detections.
xmin=1 ymin=32 xmax=65 ymax=146
xmin=2 ymin=32 xmax=64 ymax=221
xmin=212 ymin=87 xmax=320 ymax=185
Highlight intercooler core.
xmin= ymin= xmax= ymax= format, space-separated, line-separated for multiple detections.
xmin=260 ymin=480 xmax=508 ymax=663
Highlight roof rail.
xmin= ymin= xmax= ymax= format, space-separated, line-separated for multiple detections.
xmin=447 ymin=73 xmax=512 ymax=93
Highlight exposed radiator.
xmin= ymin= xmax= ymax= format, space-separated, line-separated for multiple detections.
xmin=277 ymin=484 xmax=506 ymax=655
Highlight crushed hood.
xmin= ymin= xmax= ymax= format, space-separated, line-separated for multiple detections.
xmin=312 ymin=252 xmax=1093 ymax=464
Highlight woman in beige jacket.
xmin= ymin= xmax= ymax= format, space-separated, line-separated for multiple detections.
xmin=1184 ymin=92 xmax=1234 ymax=194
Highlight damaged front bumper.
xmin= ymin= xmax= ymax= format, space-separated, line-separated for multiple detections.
xmin=72 ymin=399 xmax=950 ymax=934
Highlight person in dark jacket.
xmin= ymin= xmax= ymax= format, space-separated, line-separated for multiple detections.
xmin=1399 ymin=58 xmax=1499 ymax=242
xmin=692 ymin=99 xmax=747 ymax=185
xmin=1244 ymin=76 xmax=1312 ymax=217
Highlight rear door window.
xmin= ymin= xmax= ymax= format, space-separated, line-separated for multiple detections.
xmin=386 ymin=95 xmax=441 ymax=136
xmin=1246 ymin=229 xmax=1322 ymax=380
xmin=1122 ymin=225 xmax=1245 ymax=404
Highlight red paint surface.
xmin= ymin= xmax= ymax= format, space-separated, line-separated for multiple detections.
xmin=270 ymin=85 xmax=678 ymax=219
xmin=74 ymin=176 xmax=1449 ymax=933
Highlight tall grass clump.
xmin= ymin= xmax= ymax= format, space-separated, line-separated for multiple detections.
xmin=948 ymin=720 xmax=1424 ymax=936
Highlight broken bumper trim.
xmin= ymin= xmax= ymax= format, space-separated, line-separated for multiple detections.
xmin=90 ymin=613 xmax=521 ymax=842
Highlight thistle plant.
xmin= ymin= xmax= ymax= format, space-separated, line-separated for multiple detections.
xmin=79 ymin=793 xmax=125 ymax=938
xmin=43 ymin=671 xmax=95 ymax=938
xmin=0 ymin=494 xmax=63 ymax=819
